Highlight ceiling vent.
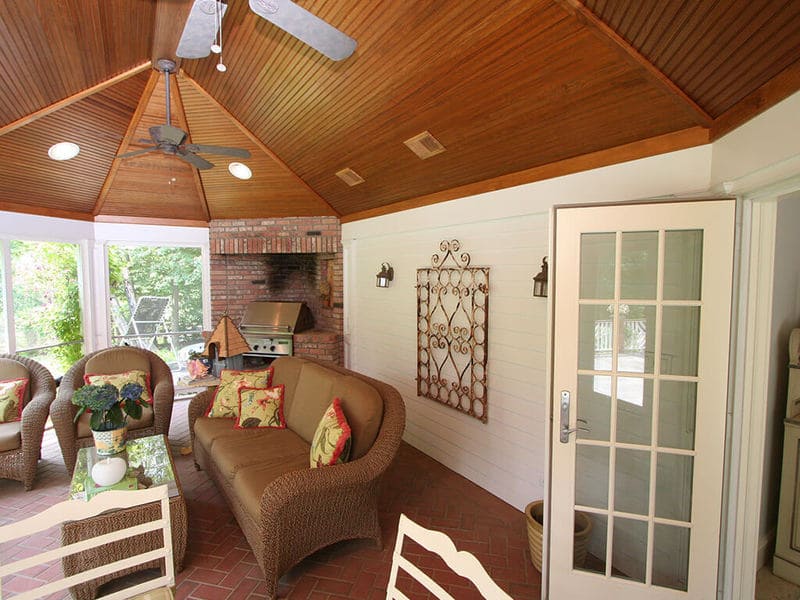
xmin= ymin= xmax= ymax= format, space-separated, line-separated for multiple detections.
xmin=404 ymin=131 xmax=446 ymax=159
xmin=335 ymin=167 xmax=365 ymax=186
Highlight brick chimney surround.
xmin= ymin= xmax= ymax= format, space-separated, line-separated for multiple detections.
xmin=209 ymin=217 xmax=343 ymax=365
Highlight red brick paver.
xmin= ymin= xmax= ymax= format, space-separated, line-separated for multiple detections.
xmin=0 ymin=399 xmax=542 ymax=599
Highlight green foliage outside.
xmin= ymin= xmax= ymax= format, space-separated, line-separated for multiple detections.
xmin=108 ymin=245 xmax=204 ymax=363
xmin=11 ymin=241 xmax=83 ymax=370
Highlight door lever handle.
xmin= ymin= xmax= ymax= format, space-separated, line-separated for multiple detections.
xmin=559 ymin=390 xmax=591 ymax=443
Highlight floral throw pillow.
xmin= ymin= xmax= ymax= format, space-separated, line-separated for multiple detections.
xmin=84 ymin=370 xmax=152 ymax=404
xmin=206 ymin=367 xmax=274 ymax=418
xmin=0 ymin=378 xmax=28 ymax=423
xmin=235 ymin=385 xmax=286 ymax=429
xmin=310 ymin=398 xmax=352 ymax=468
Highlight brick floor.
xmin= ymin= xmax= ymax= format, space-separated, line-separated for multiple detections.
xmin=0 ymin=399 xmax=542 ymax=599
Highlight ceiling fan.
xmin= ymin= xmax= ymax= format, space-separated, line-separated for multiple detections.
xmin=176 ymin=0 xmax=357 ymax=62
xmin=116 ymin=59 xmax=251 ymax=170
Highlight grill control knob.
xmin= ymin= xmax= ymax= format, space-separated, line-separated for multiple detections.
xmin=270 ymin=345 xmax=276 ymax=352
xmin=253 ymin=344 xmax=260 ymax=351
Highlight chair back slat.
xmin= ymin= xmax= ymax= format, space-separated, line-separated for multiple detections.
xmin=0 ymin=486 xmax=174 ymax=600
xmin=386 ymin=513 xmax=513 ymax=600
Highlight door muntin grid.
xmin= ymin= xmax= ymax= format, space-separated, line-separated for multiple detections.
xmin=574 ymin=229 xmax=701 ymax=591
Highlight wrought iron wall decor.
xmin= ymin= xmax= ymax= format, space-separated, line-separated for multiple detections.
xmin=416 ymin=240 xmax=489 ymax=422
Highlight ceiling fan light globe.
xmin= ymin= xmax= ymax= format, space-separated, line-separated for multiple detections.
xmin=48 ymin=142 xmax=80 ymax=161
xmin=228 ymin=162 xmax=252 ymax=180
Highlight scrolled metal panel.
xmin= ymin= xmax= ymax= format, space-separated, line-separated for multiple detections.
xmin=416 ymin=240 xmax=489 ymax=423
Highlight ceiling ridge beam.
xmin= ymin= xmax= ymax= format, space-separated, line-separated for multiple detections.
xmin=92 ymin=68 xmax=161 ymax=217
xmin=0 ymin=62 xmax=151 ymax=139
xmin=179 ymin=70 xmax=342 ymax=218
xmin=553 ymin=0 xmax=714 ymax=128
xmin=711 ymin=59 xmax=800 ymax=140
xmin=341 ymin=126 xmax=711 ymax=223
xmin=171 ymin=75 xmax=211 ymax=221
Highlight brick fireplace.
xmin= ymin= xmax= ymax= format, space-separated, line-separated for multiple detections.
xmin=209 ymin=217 xmax=343 ymax=364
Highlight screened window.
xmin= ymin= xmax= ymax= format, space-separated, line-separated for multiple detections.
xmin=107 ymin=245 xmax=203 ymax=371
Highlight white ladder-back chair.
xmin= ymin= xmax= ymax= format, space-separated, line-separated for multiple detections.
xmin=386 ymin=513 xmax=513 ymax=600
xmin=0 ymin=485 xmax=174 ymax=600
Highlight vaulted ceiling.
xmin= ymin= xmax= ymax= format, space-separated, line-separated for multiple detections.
xmin=1 ymin=0 xmax=799 ymax=226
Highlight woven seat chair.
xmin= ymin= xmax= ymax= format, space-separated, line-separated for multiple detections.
xmin=0 ymin=354 xmax=56 ymax=490
xmin=51 ymin=346 xmax=174 ymax=474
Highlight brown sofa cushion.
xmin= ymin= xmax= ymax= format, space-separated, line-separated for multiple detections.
xmin=331 ymin=375 xmax=383 ymax=461
xmin=194 ymin=416 xmax=238 ymax=452
xmin=0 ymin=358 xmax=31 ymax=404
xmin=270 ymin=356 xmax=305 ymax=417
xmin=285 ymin=362 xmax=340 ymax=444
xmin=213 ymin=428 xmax=309 ymax=481
xmin=232 ymin=437 xmax=310 ymax=522
xmin=85 ymin=350 xmax=150 ymax=376
xmin=0 ymin=421 xmax=21 ymax=452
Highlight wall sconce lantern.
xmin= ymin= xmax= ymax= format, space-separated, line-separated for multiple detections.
xmin=376 ymin=262 xmax=394 ymax=288
xmin=533 ymin=257 xmax=548 ymax=298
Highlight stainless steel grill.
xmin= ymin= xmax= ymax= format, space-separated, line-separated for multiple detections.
xmin=239 ymin=301 xmax=313 ymax=357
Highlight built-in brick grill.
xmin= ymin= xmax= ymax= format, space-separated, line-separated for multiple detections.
xmin=238 ymin=301 xmax=314 ymax=358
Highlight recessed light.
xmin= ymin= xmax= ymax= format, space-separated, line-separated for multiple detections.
xmin=228 ymin=162 xmax=252 ymax=179
xmin=48 ymin=142 xmax=80 ymax=161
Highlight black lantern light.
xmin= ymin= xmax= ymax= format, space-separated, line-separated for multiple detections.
xmin=376 ymin=262 xmax=394 ymax=288
xmin=533 ymin=257 xmax=548 ymax=298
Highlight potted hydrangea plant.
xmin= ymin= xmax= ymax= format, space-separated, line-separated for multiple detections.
xmin=72 ymin=382 xmax=146 ymax=455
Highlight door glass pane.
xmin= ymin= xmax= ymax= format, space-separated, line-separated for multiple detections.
xmin=661 ymin=307 xmax=700 ymax=376
xmin=579 ymin=305 xmax=614 ymax=371
xmin=578 ymin=374 xmax=610 ymax=441
xmin=658 ymin=381 xmax=697 ymax=450
xmin=579 ymin=513 xmax=607 ymax=575
xmin=653 ymin=524 xmax=690 ymax=591
xmin=580 ymin=233 xmax=615 ymax=299
xmin=617 ymin=378 xmax=653 ymax=445
xmin=620 ymin=231 xmax=658 ymax=300
xmin=656 ymin=453 xmax=694 ymax=521
xmin=664 ymin=230 xmax=703 ymax=301
xmin=619 ymin=305 xmax=655 ymax=374
xmin=614 ymin=449 xmax=650 ymax=515
xmin=612 ymin=517 xmax=647 ymax=583
xmin=11 ymin=241 xmax=84 ymax=378
xmin=108 ymin=245 xmax=204 ymax=376
xmin=576 ymin=445 xmax=609 ymax=509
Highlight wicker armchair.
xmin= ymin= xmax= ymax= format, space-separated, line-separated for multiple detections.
xmin=50 ymin=347 xmax=175 ymax=474
xmin=0 ymin=354 xmax=56 ymax=490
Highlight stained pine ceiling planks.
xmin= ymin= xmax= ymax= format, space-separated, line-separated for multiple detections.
xmin=0 ymin=0 xmax=799 ymax=224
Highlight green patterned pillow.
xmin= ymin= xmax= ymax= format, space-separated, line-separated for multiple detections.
xmin=310 ymin=398 xmax=352 ymax=468
xmin=0 ymin=378 xmax=28 ymax=423
xmin=206 ymin=367 xmax=273 ymax=418
xmin=235 ymin=385 xmax=286 ymax=429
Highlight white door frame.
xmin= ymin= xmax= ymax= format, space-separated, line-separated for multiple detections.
xmin=723 ymin=175 xmax=800 ymax=600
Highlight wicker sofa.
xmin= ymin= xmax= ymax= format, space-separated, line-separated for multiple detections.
xmin=188 ymin=356 xmax=406 ymax=600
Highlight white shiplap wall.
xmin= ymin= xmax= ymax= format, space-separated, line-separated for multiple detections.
xmin=342 ymin=145 xmax=713 ymax=510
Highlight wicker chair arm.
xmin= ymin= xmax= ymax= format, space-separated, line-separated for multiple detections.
xmin=149 ymin=355 xmax=174 ymax=435
xmin=187 ymin=389 xmax=213 ymax=446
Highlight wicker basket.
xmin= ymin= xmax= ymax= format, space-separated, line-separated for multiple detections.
xmin=525 ymin=500 xmax=593 ymax=572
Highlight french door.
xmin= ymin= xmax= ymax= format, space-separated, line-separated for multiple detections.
xmin=549 ymin=201 xmax=735 ymax=599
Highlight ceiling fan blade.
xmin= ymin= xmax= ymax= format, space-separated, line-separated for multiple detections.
xmin=184 ymin=144 xmax=251 ymax=158
xmin=150 ymin=125 xmax=187 ymax=146
xmin=116 ymin=146 xmax=159 ymax=158
xmin=177 ymin=0 xmax=228 ymax=59
xmin=176 ymin=149 xmax=214 ymax=170
xmin=249 ymin=0 xmax=357 ymax=61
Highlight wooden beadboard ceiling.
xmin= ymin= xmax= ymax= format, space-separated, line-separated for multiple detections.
xmin=1 ymin=0 xmax=799 ymax=225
